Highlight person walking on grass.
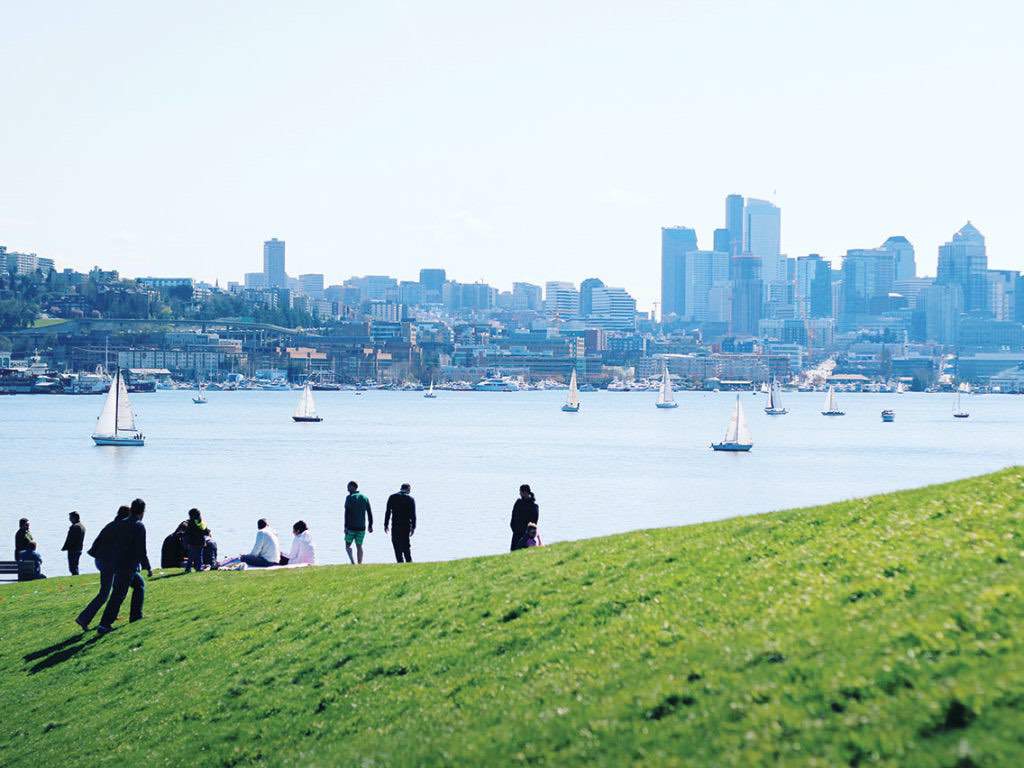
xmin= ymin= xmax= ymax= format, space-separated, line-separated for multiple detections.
xmin=61 ymin=511 xmax=86 ymax=575
xmin=343 ymin=481 xmax=373 ymax=564
xmin=384 ymin=483 xmax=416 ymax=563
xmin=97 ymin=499 xmax=152 ymax=635
xmin=76 ymin=505 xmax=130 ymax=630
xmin=509 ymin=484 xmax=539 ymax=552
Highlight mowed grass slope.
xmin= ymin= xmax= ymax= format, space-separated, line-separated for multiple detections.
xmin=1 ymin=471 xmax=1023 ymax=767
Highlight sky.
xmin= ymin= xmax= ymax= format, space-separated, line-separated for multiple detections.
xmin=1 ymin=0 xmax=1022 ymax=309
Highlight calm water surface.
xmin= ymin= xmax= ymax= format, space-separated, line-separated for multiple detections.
xmin=1 ymin=389 xmax=1018 ymax=572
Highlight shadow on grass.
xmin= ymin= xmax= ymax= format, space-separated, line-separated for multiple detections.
xmin=25 ymin=635 xmax=102 ymax=674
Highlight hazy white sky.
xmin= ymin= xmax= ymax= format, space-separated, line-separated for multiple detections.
xmin=2 ymin=1 xmax=1021 ymax=308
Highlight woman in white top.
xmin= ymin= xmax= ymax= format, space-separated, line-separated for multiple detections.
xmin=287 ymin=520 xmax=316 ymax=565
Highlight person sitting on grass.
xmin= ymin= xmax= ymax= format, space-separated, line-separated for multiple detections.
xmin=161 ymin=521 xmax=189 ymax=569
xmin=286 ymin=520 xmax=316 ymax=565
xmin=219 ymin=519 xmax=281 ymax=569
xmin=523 ymin=521 xmax=543 ymax=548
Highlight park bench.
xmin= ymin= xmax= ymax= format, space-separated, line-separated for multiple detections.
xmin=0 ymin=560 xmax=20 ymax=582
xmin=0 ymin=560 xmax=42 ymax=582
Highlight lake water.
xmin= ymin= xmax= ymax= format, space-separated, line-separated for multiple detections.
xmin=1 ymin=389 xmax=1018 ymax=573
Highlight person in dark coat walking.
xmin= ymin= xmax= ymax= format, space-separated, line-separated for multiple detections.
xmin=61 ymin=511 xmax=86 ymax=575
xmin=97 ymin=499 xmax=152 ymax=634
xmin=77 ymin=505 xmax=131 ymax=631
xmin=509 ymin=484 xmax=539 ymax=551
xmin=384 ymin=483 xmax=417 ymax=563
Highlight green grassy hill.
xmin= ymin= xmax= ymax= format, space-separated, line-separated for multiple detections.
xmin=2 ymin=470 xmax=1023 ymax=767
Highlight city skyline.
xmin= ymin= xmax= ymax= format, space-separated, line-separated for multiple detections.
xmin=3 ymin=2 xmax=1023 ymax=309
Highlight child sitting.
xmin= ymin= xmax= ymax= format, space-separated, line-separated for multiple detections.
xmin=523 ymin=522 xmax=543 ymax=548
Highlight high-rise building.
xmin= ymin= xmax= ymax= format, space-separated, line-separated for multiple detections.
xmin=512 ymin=282 xmax=542 ymax=311
xmin=346 ymin=275 xmax=398 ymax=302
xmin=881 ymin=236 xmax=916 ymax=280
xmin=298 ymin=273 xmax=324 ymax=300
xmin=545 ymin=281 xmax=580 ymax=317
xmin=262 ymin=238 xmax=287 ymax=288
xmin=244 ymin=272 xmax=268 ymax=289
xmin=419 ymin=268 xmax=447 ymax=303
xmin=839 ymin=248 xmax=896 ymax=330
xmin=713 ymin=228 xmax=731 ymax=254
xmin=922 ymin=283 xmax=963 ymax=345
xmin=661 ymin=226 xmax=698 ymax=319
xmin=725 ymin=194 xmax=744 ymax=256
xmin=743 ymin=199 xmax=782 ymax=285
xmin=937 ymin=222 xmax=988 ymax=315
xmin=731 ymin=279 xmax=764 ymax=336
xmin=683 ymin=250 xmax=730 ymax=322
xmin=795 ymin=254 xmax=833 ymax=319
xmin=579 ymin=277 xmax=605 ymax=317
xmin=589 ymin=286 xmax=637 ymax=330
xmin=399 ymin=280 xmax=423 ymax=306
xmin=987 ymin=269 xmax=1019 ymax=321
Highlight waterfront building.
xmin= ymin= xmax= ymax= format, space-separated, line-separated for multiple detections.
xmin=3 ymin=248 xmax=55 ymax=275
xmin=137 ymin=277 xmax=195 ymax=290
xmin=661 ymin=226 xmax=698 ymax=319
xmin=937 ymin=222 xmax=989 ymax=315
xmin=263 ymin=238 xmax=287 ymax=288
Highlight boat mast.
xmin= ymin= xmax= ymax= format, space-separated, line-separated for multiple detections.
xmin=114 ymin=369 xmax=120 ymax=435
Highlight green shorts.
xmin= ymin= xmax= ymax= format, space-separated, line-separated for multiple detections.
xmin=344 ymin=529 xmax=366 ymax=546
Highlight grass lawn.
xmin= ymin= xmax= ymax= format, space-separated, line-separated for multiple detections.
xmin=30 ymin=317 xmax=67 ymax=328
xmin=1 ymin=469 xmax=1022 ymax=766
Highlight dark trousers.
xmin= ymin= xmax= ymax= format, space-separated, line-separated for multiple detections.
xmin=391 ymin=530 xmax=412 ymax=563
xmin=511 ymin=531 xmax=527 ymax=551
xmin=67 ymin=550 xmax=82 ymax=576
xmin=185 ymin=544 xmax=204 ymax=572
xmin=77 ymin=559 xmax=114 ymax=626
xmin=240 ymin=554 xmax=275 ymax=568
xmin=99 ymin=569 xmax=145 ymax=627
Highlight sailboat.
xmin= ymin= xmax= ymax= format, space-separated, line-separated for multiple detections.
xmin=424 ymin=380 xmax=437 ymax=399
xmin=821 ymin=385 xmax=845 ymax=416
xmin=192 ymin=379 xmax=207 ymax=404
xmin=561 ymin=369 xmax=581 ymax=412
xmin=711 ymin=394 xmax=753 ymax=451
xmin=293 ymin=383 xmax=323 ymax=422
xmin=763 ymin=378 xmax=788 ymax=415
xmin=655 ymin=362 xmax=678 ymax=409
xmin=92 ymin=369 xmax=145 ymax=446
xmin=953 ymin=391 xmax=970 ymax=419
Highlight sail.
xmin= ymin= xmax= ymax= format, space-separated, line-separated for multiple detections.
xmin=115 ymin=372 xmax=137 ymax=432
xmin=954 ymin=391 xmax=963 ymax=414
xmin=93 ymin=370 xmax=120 ymax=437
xmin=723 ymin=395 xmax=744 ymax=443
xmin=658 ymin=364 xmax=674 ymax=404
xmin=736 ymin=397 xmax=752 ymax=444
xmin=428 ymin=380 xmax=434 ymax=394
xmin=566 ymin=369 xmax=580 ymax=408
xmin=824 ymin=386 xmax=838 ymax=412
xmin=295 ymin=384 xmax=318 ymax=418
xmin=765 ymin=380 xmax=775 ymax=410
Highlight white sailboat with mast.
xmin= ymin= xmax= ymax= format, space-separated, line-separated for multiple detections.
xmin=293 ymin=383 xmax=323 ymax=422
xmin=821 ymin=385 xmax=845 ymax=416
xmin=764 ymin=378 xmax=787 ymax=415
xmin=424 ymin=379 xmax=437 ymax=399
xmin=655 ymin=362 xmax=678 ymax=409
xmin=192 ymin=376 xmax=207 ymax=404
xmin=561 ymin=368 xmax=581 ymax=412
xmin=953 ymin=390 xmax=970 ymax=418
xmin=711 ymin=394 xmax=753 ymax=451
xmin=92 ymin=368 xmax=145 ymax=446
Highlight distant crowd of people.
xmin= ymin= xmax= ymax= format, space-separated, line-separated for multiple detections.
xmin=13 ymin=481 xmax=544 ymax=631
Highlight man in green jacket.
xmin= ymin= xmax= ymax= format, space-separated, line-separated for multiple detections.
xmin=343 ymin=481 xmax=373 ymax=565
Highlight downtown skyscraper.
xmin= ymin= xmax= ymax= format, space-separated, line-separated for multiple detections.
xmin=660 ymin=226 xmax=698 ymax=319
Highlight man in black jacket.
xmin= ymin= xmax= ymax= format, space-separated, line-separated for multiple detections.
xmin=76 ymin=505 xmax=131 ymax=630
xmin=97 ymin=499 xmax=152 ymax=634
xmin=61 ymin=511 xmax=86 ymax=575
xmin=384 ymin=483 xmax=416 ymax=563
